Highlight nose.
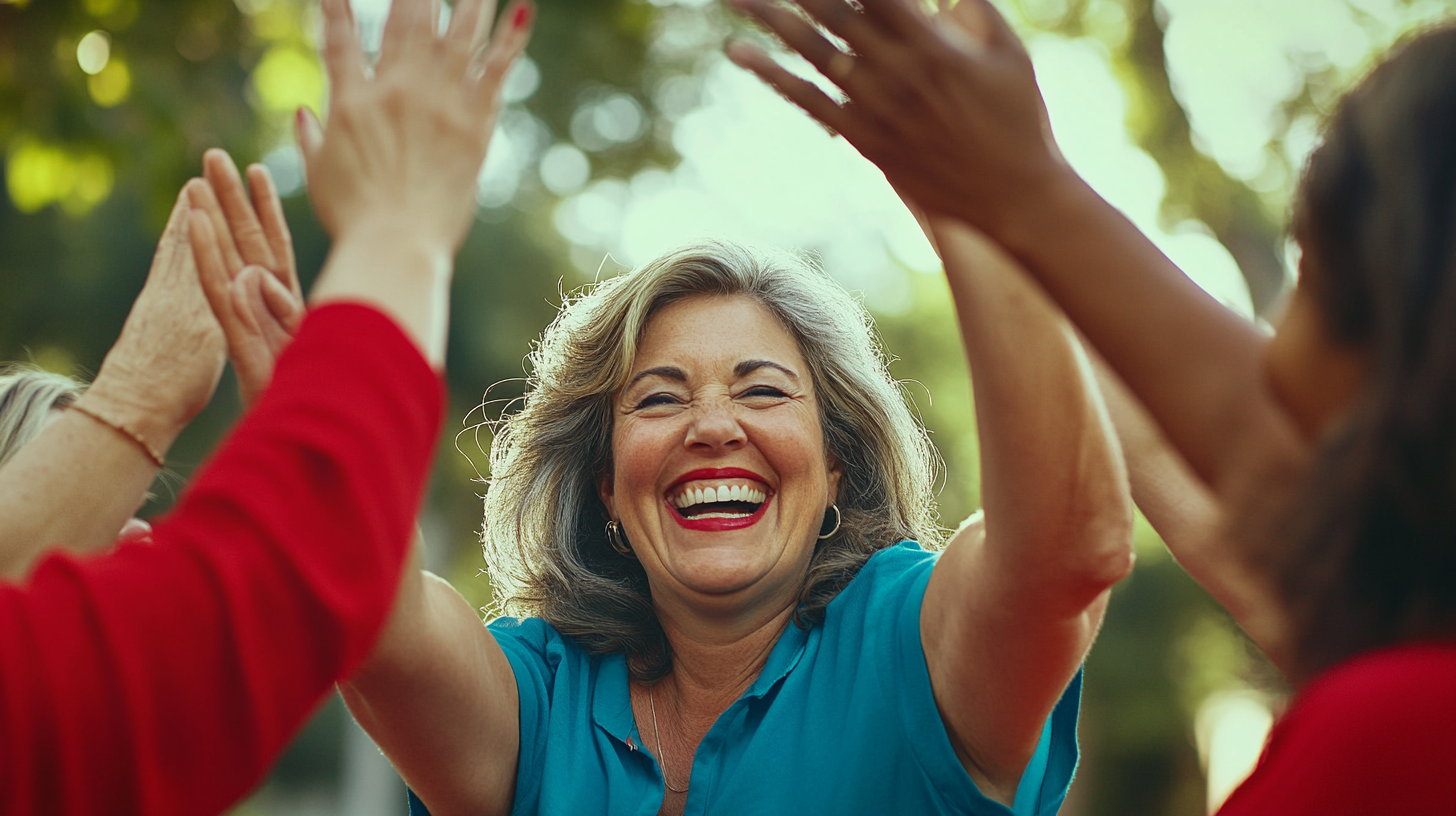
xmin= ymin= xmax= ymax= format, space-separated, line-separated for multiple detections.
xmin=684 ymin=397 xmax=746 ymax=452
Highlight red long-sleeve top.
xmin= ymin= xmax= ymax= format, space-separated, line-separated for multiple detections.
xmin=1218 ymin=641 xmax=1456 ymax=815
xmin=0 ymin=303 xmax=442 ymax=816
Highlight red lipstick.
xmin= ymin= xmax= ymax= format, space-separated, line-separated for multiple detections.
xmin=666 ymin=467 xmax=773 ymax=532
xmin=667 ymin=467 xmax=770 ymax=491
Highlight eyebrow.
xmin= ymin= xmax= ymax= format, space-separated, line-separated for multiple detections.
xmin=625 ymin=360 xmax=799 ymax=389
xmin=627 ymin=366 xmax=687 ymax=389
xmin=735 ymin=360 xmax=799 ymax=380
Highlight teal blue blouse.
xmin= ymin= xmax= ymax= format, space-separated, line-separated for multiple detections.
xmin=409 ymin=541 xmax=1081 ymax=816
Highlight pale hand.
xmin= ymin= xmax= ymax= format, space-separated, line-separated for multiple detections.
xmin=187 ymin=150 xmax=303 ymax=408
xmin=301 ymin=0 xmax=536 ymax=255
xmin=82 ymin=187 xmax=227 ymax=454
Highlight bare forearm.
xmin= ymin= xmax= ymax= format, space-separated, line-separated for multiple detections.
xmin=1094 ymin=359 xmax=1290 ymax=659
xmin=983 ymin=174 xmax=1292 ymax=494
xmin=935 ymin=220 xmax=1132 ymax=605
xmin=0 ymin=407 xmax=163 ymax=578
xmin=342 ymin=570 xmax=519 ymax=816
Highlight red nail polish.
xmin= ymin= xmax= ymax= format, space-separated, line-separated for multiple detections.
xmin=512 ymin=4 xmax=532 ymax=29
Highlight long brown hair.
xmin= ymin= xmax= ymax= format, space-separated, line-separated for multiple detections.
xmin=481 ymin=240 xmax=941 ymax=681
xmin=1281 ymin=25 xmax=1456 ymax=683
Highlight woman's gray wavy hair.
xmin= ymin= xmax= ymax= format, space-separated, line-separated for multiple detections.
xmin=483 ymin=240 xmax=941 ymax=681
xmin=0 ymin=364 xmax=85 ymax=469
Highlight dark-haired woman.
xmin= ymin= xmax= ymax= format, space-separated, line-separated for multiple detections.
xmin=730 ymin=1 xmax=1456 ymax=811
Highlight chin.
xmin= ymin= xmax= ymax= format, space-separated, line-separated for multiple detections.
xmin=671 ymin=548 xmax=779 ymax=597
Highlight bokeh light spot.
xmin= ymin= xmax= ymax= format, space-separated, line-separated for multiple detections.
xmin=4 ymin=140 xmax=113 ymax=215
xmin=62 ymin=155 xmax=115 ymax=216
xmin=540 ymin=144 xmax=591 ymax=196
xmin=251 ymin=45 xmax=324 ymax=114
xmin=76 ymin=30 xmax=111 ymax=75
xmin=87 ymin=57 xmax=131 ymax=107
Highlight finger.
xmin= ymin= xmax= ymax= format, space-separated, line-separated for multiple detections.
xmin=378 ymin=0 xmax=436 ymax=70
xmin=295 ymin=107 xmax=325 ymax=187
xmin=204 ymin=149 xmax=277 ymax=271
xmin=728 ymin=0 xmax=863 ymax=92
xmin=473 ymin=1 xmax=534 ymax=109
xmin=150 ymin=185 xmax=193 ymax=268
xmin=140 ymin=186 xmax=196 ymax=297
xmin=320 ymin=0 xmax=366 ymax=94
xmin=443 ymin=0 xmax=495 ymax=75
xmin=232 ymin=266 xmax=266 ymax=337
xmin=246 ymin=163 xmax=301 ymax=299
xmin=187 ymin=209 xmax=241 ymax=336
xmin=228 ymin=272 xmax=273 ymax=409
xmin=951 ymin=0 xmax=1020 ymax=49
xmin=726 ymin=40 xmax=855 ymax=136
xmin=186 ymin=176 xmax=245 ymax=277
xmin=258 ymin=270 xmax=305 ymax=341
xmin=850 ymin=0 xmax=940 ymax=38
xmin=793 ymin=0 xmax=899 ymax=64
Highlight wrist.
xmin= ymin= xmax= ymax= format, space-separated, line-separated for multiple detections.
xmin=333 ymin=215 xmax=457 ymax=262
xmin=310 ymin=221 xmax=455 ymax=367
xmin=72 ymin=378 xmax=182 ymax=465
xmin=982 ymin=165 xmax=1096 ymax=263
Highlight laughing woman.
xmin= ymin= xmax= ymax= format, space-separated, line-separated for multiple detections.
xmin=335 ymin=204 xmax=1131 ymax=814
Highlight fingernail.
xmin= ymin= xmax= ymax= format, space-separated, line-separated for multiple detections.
xmin=295 ymin=107 xmax=307 ymax=133
xmin=512 ymin=4 xmax=532 ymax=29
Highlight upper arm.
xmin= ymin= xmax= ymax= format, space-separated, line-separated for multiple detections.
xmin=922 ymin=220 xmax=1133 ymax=800
xmin=340 ymin=571 xmax=520 ymax=816
xmin=921 ymin=515 xmax=1111 ymax=803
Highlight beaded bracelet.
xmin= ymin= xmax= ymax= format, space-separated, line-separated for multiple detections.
xmin=67 ymin=402 xmax=167 ymax=469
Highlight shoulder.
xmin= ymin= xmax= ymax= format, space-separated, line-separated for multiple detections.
xmin=1223 ymin=642 xmax=1456 ymax=814
xmin=486 ymin=616 xmax=585 ymax=678
xmin=832 ymin=540 xmax=940 ymax=607
xmin=1291 ymin=641 xmax=1456 ymax=736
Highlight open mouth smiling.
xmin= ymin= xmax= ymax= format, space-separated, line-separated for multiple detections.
xmin=666 ymin=468 xmax=773 ymax=531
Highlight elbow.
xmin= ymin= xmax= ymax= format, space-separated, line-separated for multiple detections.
xmin=1061 ymin=497 xmax=1136 ymax=602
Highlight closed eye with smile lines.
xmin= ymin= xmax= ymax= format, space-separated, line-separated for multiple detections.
xmin=665 ymin=468 xmax=774 ymax=531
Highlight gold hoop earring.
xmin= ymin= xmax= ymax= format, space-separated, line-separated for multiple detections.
xmin=606 ymin=519 xmax=635 ymax=556
xmin=817 ymin=504 xmax=842 ymax=540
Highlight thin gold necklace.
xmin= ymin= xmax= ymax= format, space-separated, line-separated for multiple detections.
xmin=648 ymin=684 xmax=689 ymax=793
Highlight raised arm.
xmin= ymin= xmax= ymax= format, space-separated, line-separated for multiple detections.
xmin=299 ymin=1 xmax=538 ymax=814
xmin=726 ymin=0 xmax=1307 ymax=505
xmin=0 ymin=303 xmax=442 ymax=816
xmin=919 ymin=220 xmax=1132 ymax=803
xmin=1091 ymin=358 xmax=1290 ymax=662
xmin=0 ymin=189 xmax=226 ymax=577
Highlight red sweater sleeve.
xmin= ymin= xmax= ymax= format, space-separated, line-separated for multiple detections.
xmin=1217 ymin=642 xmax=1456 ymax=815
xmin=0 ymin=303 xmax=443 ymax=816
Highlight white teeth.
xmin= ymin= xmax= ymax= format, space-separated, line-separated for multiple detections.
xmin=671 ymin=483 xmax=769 ymax=510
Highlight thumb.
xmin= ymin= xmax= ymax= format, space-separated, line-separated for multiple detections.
xmin=259 ymin=269 xmax=305 ymax=336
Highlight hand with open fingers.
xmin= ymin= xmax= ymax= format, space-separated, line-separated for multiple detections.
xmin=81 ymin=187 xmax=228 ymax=457
xmin=301 ymin=0 xmax=536 ymax=254
xmin=188 ymin=179 xmax=304 ymax=409
xmin=725 ymin=0 xmax=1070 ymax=239
xmin=186 ymin=151 xmax=304 ymax=407
xmin=191 ymin=148 xmax=302 ymax=301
